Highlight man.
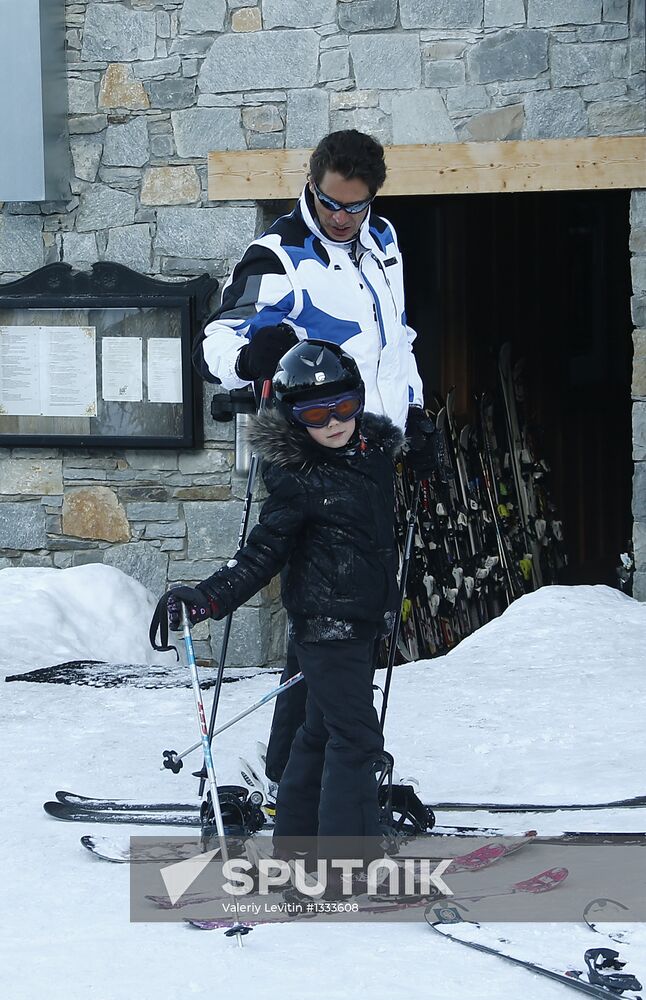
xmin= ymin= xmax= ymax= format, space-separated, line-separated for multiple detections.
xmin=194 ymin=129 xmax=436 ymax=790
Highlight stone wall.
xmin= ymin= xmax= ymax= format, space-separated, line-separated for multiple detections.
xmin=0 ymin=0 xmax=645 ymax=643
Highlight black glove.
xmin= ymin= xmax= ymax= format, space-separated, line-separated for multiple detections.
xmin=405 ymin=406 xmax=439 ymax=480
xmin=234 ymin=324 xmax=298 ymax=381
xmin=166 ymin=585 xmax=220 ymax=632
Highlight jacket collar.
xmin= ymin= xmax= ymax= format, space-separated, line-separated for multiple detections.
xmin=247 ymin=408 xmax=404 ymax=471
xmin=298 ymin=186 xmax=374 ymax=253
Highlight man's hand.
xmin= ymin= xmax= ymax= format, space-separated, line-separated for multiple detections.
xmin=235 ymin=324 xmax=298 ymax=381
xmin=405 ymin=406 xmax=439 ymax=480
xmin=166 ymin=585 xmax=220 ymax=631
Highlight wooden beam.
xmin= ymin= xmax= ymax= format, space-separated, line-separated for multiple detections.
xmin=208 ymin=136 xmax=646 ymax=201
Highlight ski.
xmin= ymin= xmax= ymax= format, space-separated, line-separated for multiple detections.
xmin=45 ymin=800 xmax=201 ymax=826
xmin=583 ymin=899 xmax=646 ymax=951
xmin=79 ymin=830 xmax=535 ymax=867
xmin=55 ymin=790 xmax=197 ymax=812
xmin=427 ymin=917 xmax=643 ymax=998
xmin=182 ymin=866 xmax=569 ymax=930
xmin=81 ymin=834 xmax=204 ymax=864
xmin=51 ymin=788 xmax=646 ymax=814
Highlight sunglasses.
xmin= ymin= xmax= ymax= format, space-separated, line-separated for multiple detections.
xmin=311 ymin=179 xmax=373 ymax=215
xmin=291 ymin=392 xmax=364 ymax=428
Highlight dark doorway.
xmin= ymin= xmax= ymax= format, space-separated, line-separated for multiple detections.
xmin=374 ymin=189 xmax=634 ymax=587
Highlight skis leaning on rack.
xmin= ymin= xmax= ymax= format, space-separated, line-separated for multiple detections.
xmin=395 ymin=344 xmax=567 ymax=662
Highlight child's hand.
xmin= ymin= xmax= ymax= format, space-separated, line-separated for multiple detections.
xmin=166 ymin=586 xmax=219 ymax=631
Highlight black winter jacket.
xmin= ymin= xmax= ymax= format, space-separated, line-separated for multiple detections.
xmin=200 ymin=410 xmax=404 ymax=642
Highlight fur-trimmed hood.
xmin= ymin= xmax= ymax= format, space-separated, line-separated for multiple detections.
xmin=247 ymin=408 xmax=404 ymax=470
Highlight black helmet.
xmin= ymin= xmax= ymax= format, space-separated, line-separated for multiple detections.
xmin=273 ymin=340 xmax=364 ymax=420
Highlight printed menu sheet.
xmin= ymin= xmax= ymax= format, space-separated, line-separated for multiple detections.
xmin=0 ymin=325 xmax=97 ymax=417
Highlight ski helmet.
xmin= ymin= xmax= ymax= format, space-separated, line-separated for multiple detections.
xmin=273 ymin=339 xmax=364 ymax=422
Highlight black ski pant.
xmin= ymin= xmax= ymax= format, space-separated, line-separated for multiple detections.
xmin=265 ymin=638 xmax=307 ymax=783
xmin=272 ymin=636 xmax=384 ymax=851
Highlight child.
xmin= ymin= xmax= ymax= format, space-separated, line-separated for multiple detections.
xmin=166 ymin=340 xmax=403 ymax=859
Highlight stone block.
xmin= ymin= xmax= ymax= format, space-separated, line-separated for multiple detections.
xmin=147 ymin=78 xmax=197 ymax=110
xmin=391 ymin=91 xmax=457 ymax=143
xmin=126 ymin=501 xmax=180 ymax=521
xmin=632 ymin=329 xmax=646 ymax=399
xmin=468 ymin=28 xmax=548 ymax=84
xmin=330 ymin=107 xmax=392 ymax=144
xmin=286 ymin=89 xmax=329 ymax=147
xmin=248 ymin=129 xmax=284 ymax=147
xmin=588 ymin=99 xmax=645 ymax=134
xmin=181 ymin=0 xmax=227 ymax=33
xmin=263 ymin=0 xmax=336 ymax=28
xmin=232 ymin=7 xmax=262 ymax=31
xmin=69 ymin=115 xmax=108 ymax=135
xmin=144 ymin=522 xmax=186 ymax=539
xmin=0 ymin=215 xmax=44 ymax=272
xmin=171 ymin=108 xmax=244 ymax=157
xmin=0 ymin=503 xmax=46 ymax=550
xmin=172 ymin=486 xmax=231 ymax=501
xmin=103 ymin=117 xmax=150 ymax=167
xmin=185 ymin=499 xmax=247 ymax=559
xmin=350 ymin=34 xmax=422 ymax=89
xmin=577 ymin=24 xmax=629 ymax=40
xmin=209 ymin=604 xmax=271 ymax=667
xmin=604 ymin=0 xmax=629 ymax=21
xmin=528 ymin=0 xmax=602 ymax=26
xmin=633 ymin=294 xmax=646 ymax=329
xmin=133 ymin=57 xmax=182 ymax=79
xmin=319 ymin=48 xmax=350 ymax=83
xmin=242 ymin=105 xmax=284 ymax=132
xmin=106 ymin=225 xmax=152 ymax=272
xmin=0 ymin=459 xmax=63 ymax=496
xmin=198 ymin=29 xmax=319 ymax=93
xmin=424 ymin=59 xmax=466 ymax=88
xmin=76 ymin=185 xmax=137 ymax=232
xmin=632 ymin=258 xmax=646 ymax=295
xmin=634 ymin=401 xmax=646 ymax=460
xmin=141 ymin=166 xmax=201 ymax=205
xmin=62 ymin=486 xmax=130 ymax=542
xmin=446 ymin=84 xmax=489 ymax=113
xmin=552 ymin=42 xmax=623 ymax=86
xmin=151 ymin=135 xmax=176 ymax=158
xmin=462 ymin=102 xmax=524 ymax=140
xmin=582 ymin=80 xmax=627 ymax=99
xmin=338 ymin=0 xmax=397 ymax=31
xmin=484 ymin=0 xmax=525 ymax=26
xmin=634 ymin=461 xmax=646 ymax=520
xmin=68 ymin=79 xmax=98 ymax=115
xmin=59 ymin=232 xmax=97 ymax=268
xmin=178 ymin=449 xmax=231 ymax=475
xmin=70 ymin=137 xmax=103 ymax=181
xmin=400 ymin=0 xmax=483 ymax=28
xmin=81 ymin=5 xmax=156 ymax=62
xmin=523 ymin=90 xmax=588 ymax=138
xmin=156 ymin=206 xmax=257 ymax=260
xmin=103 ymin=541 xmax=169 ymax=597
xmin=631 ymin=191 xmax=646 ymax=228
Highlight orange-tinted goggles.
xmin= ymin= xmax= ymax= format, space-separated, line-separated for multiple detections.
xmin=291 ymin=392 xmax=364 ymax=428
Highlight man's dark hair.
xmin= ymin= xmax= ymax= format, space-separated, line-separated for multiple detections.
xmin=309 ymin=130 xmax=387 ymax=197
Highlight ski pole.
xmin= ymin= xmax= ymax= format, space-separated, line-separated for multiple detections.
xmin=179 ymin=603 xmax=249 ymax=946
xmin=379 ymin=479 xmax=421 ymax=732
xmin=199 ymin=378 xmax=273 ymax=798
xmin=161 ymin=670 xmax=304 ymax=770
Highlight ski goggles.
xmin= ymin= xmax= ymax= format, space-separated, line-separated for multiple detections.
xmin=311 ymin=180 xmax=373 ymax=215
xmin=291 ymin=391 xmax=364 ymax=428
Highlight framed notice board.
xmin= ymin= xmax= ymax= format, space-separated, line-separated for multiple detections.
xmin=0 ymin=262 xmax=218 ymax=449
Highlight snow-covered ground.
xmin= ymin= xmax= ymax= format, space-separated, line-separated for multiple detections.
xmin=1 ymin=565 xmax=644 ymax=1000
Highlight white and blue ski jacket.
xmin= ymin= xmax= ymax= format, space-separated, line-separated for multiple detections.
xmin=196 ymin=187 xmax=424 ymax=431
